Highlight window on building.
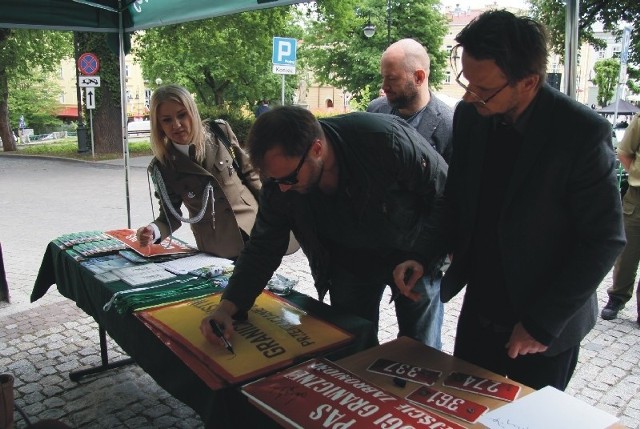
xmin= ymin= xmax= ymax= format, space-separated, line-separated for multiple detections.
xmin=445 ymin=71 xmax=451 ymax=84
xmin=59 ymin=92 xmax=65 ymax=104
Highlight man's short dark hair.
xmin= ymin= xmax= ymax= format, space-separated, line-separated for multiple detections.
xmin=247 ymin=106 xmax=323 ymax=168
xmin=454 ymin=9 xmax=548 ymax=86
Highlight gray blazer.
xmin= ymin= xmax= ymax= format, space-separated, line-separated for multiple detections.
xmin=441 ymin=84 xmax=625 ymax=355
xmin=367 ymin=91 xmax=454 ymax=163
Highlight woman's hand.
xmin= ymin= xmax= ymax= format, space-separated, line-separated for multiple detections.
xmin=136 ymin=225 xmax=154 ymax=246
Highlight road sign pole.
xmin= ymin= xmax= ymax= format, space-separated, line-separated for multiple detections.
xmin=281 ymin=75 xmax=285 ymax=106
xmin=273 ymin=37 xmax=297 ymax=106
xmin=89 ymin=109 xmax=95 ymax=158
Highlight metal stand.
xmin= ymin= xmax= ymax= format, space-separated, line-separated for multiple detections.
xmin=0 ymin=243 xmax=9 ymax=303
xmin=69 ymin=326 xmax=134 ymax=381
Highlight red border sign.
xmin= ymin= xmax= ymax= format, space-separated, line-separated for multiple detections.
xmin=77 ymin=52 xmax=100 ymax=76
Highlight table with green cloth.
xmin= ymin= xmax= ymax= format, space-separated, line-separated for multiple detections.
xmin=31 ymin=239 xmax=377 ymax=428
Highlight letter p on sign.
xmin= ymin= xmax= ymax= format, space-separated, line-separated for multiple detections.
xmin=272 ymin=37 xmax=297 ymax=66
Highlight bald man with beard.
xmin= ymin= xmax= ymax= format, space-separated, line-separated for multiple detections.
xmin=368 ymin=38 xmax=453 ymax=163
xmin=367 ymin=38 xmax=453 ymax=349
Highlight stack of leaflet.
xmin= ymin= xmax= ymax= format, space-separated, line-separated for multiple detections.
xmin=55 ymin=231 xmax=127 ymax=260
xmin=158 ymin=253 xmax=234 ymax=275
xmin=110 ymin=263 xmax=176 ymax=287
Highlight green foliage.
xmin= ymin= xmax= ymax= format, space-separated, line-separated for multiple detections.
xmin=593 ymin=58 xmax=620 ymax=107
xmin=303 ymin=0 xmax=449 ymax=105
xmin=198 ymin=105 xmax=255 ymax=146
xmin=0 ymin=29 xmax=72 ymax=77
xmin=0 ymin=29 xmax=72 ymax=150
xmin=133 ymin=7 xmax=302 ymax=110
xmin=529 ymin=0 xmax=639 ymax=95
xmin=17 ymin=139 xmax=152 ymax=159
xmin=8 ymin=69 xmax=63 ymax=133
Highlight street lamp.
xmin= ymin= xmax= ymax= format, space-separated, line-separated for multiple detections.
xmin=363 ymin=14 xmax=376 ymax=38
xmin=362 ymin=0 xmax=392 ymax=46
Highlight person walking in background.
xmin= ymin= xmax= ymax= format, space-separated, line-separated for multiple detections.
xmin=602 ymin=112 xmax=640 ymax=326
xmin=254 ymin=99 xmax=271 ymax=118
xmin=368 ymin=38 xmax=454 ymax=349
xmin=396 ymin=10 xmax=624 ymax=390
xmin=200 ymin=106 xmax=448 ymax=349
xmin=136 ymin=84 xmax=263 ymax=259
xmin=367 ymin=38 xmax=453 ymax=162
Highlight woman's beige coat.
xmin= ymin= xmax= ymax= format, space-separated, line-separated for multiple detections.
xmin=149 ymin=120 xmax=261 ymax=259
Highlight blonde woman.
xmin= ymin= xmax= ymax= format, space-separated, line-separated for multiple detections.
xmin=136 ymin=84 xmax=261 ymax=259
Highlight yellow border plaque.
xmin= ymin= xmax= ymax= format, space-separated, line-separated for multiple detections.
xmin=136 ymin=292 xmax=354 ymax=386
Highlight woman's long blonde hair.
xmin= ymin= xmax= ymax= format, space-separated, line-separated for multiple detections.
xmin=149 ymin=84 xmax=207 ymax=165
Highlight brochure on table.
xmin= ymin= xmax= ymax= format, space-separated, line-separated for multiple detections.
xmin=105 ymin=228 xmax=196 ymax=257
xmin=136 ymin=292 xmax=354 ymax=387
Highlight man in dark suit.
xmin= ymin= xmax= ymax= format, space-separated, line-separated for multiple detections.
xmin=394 ymin=10 xmax=625 ymax=390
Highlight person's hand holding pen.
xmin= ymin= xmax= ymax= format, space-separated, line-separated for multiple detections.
xmin=136 ymin=225 xmax=155 ymax=247
xmin=392 ymin=259 xmax=424 ymax=302
xmin=200 ymin=299 xmax=238 ymax=353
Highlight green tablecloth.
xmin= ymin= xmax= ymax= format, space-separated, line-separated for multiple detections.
xmin=32 ymin=240 xmax=377 ymax=428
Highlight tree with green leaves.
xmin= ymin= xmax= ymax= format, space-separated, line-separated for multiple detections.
xmin=133 ymin=7 xmax=301 ymax=112
xmin=0 ymin=29 xmax=72 ymax=151
xmin=593 ymin=58 xmax=620 ymax=107
xmin=302 ymin=0 xmax=449 ymax=106
xmin=8 ymin=69 xmax=63 ymax=135
xmin=529 ymin=0 xmax=639 ymax=95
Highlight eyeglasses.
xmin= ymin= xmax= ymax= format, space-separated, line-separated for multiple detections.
xmin=266 ymin=144 xmax=312 ymax=185
xmin=455 ymin=70 xmax=510 ymax=106
xmin=449 ymin=45 xmax=510 ymax=106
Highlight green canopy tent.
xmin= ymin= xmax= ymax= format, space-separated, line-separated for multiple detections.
xmin=0 ymin=0 xmax=304 ymax=225
xmin=0 ymin=0 xmax=303 ymax=32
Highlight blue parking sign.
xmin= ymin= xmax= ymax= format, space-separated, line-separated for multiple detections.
xmin=272 ymin=37 xmax=297 ymax=66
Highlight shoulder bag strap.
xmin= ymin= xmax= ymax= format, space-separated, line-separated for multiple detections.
xmin=208 ymin=120 xmax=243 ymax=176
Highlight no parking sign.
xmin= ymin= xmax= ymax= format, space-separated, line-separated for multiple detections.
xmin=77 ymin=52 xmax=100 ymax=76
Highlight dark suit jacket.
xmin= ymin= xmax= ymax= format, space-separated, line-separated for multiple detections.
xmin=441 ymin=84 xmax=625 ymax=355
xmin=367 ymin=91 xmax=454 ymax=163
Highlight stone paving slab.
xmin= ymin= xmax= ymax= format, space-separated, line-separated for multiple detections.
xmin=0 ymin=155 xmax=638 ymax=428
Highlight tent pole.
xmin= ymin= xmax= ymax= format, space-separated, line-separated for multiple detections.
xmin=563 ymin=0 xmax=578 ymax=99
xmin=118 ymin=0 xmax=132 ymax=228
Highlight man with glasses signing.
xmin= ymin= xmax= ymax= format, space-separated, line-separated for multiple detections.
xmin=396 ymin=10 xmax=624 ymax=390
xmin=200 ymin=106 xmax=448 ymax=349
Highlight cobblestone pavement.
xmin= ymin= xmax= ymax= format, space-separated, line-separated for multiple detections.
xmin=0 ymin=154 xmax=639 ymax=428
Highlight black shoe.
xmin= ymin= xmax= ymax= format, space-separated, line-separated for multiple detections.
xmin=601 ymin=299 xmax=625 ymax=320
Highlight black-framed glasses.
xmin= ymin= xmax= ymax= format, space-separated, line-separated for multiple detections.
xmin=449 ymin=44 xmax=509 ymax=106
xmin=266 ymin=144 xmax=312 ymax=185
xmin=455 ymin=70 xmax=509 ymax=106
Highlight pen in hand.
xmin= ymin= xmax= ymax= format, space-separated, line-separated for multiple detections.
xmin=209 ymin=319 xmax=235 ymax=355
